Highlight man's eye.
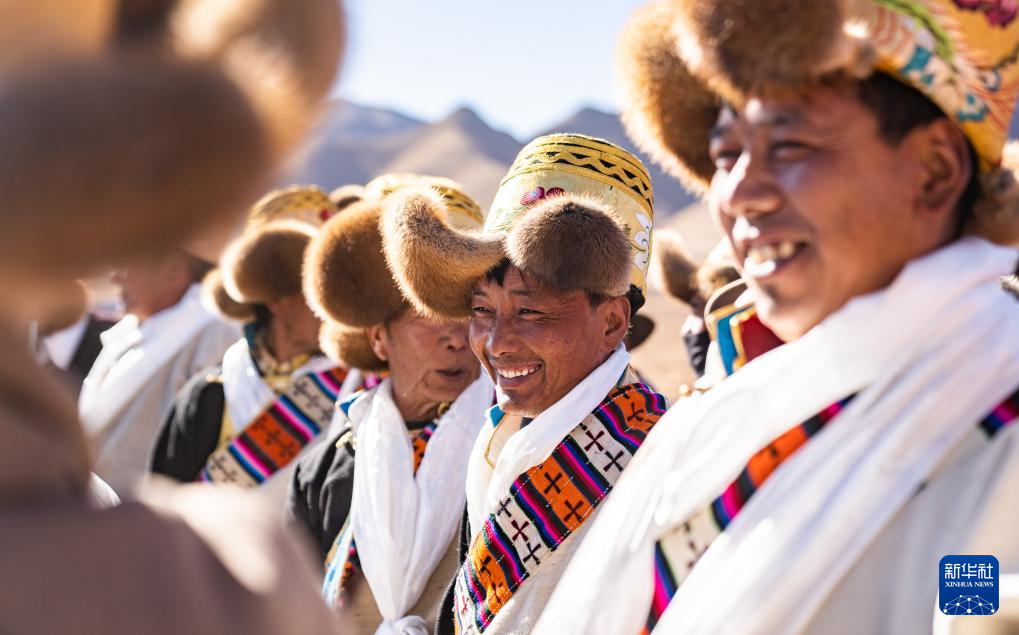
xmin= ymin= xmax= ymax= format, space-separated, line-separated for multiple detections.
xmin=519 ymin=308 xmax=541 ymax=316
xmin=771 ymin=141 xmax=810 ymax=160
xmin=711 ymin=149 xmax=740 ymax=171
xmin=471 ymin=306 xmax=491 ymax=316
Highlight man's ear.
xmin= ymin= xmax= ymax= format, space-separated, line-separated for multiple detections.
xmin=600 ymin=295 xmax=632 ymax=350
xmin=915 ymin=118 xmax=972 ymax=226
xmin=365 ymin=323 xmax=388 ymax=363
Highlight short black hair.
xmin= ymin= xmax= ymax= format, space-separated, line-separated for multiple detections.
xmin=854 ymin=72 xmax=980 ymax=236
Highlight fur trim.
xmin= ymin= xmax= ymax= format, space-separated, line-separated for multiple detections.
xmin=329 ymin=184 xmax=365 ymax=211
xmin=616 ymin=2 xmax=719 ymax=192
xmin=506 ymin=194 xmax=631 ymax=298
xmin=697 ymin=240 xmax=741 ymax=305
xmin=319 ymin=321 xmax=386 ymax=371
xmin=671 ymin=0 xmax=871 ymax=104
xmin=35 ymin=280 xmax=90 ymax=337
xmin=971 ymin=141 xmax=1019 ymax=246
xmin=201 ymin=268 xmax=256 ymax=322
xmin=220 ymin=220 xmax=314 ymax=306
xmin=381 ymin=187 xmax=505 ymax=320
xmin=0 ymin=57 xmax=271 ymax=294
xmin=171 ymin=0 xmax=345 ymax=155
xmin=655 ymin=230 xmax=700 ymax=304
xmin=304 ymin=200 xmax=408 ymax=327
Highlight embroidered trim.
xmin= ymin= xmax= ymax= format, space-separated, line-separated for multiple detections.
xmin=453 ymin=383 xmax=667 ymax=634
xmin=199 ymin=367 xmax=347 ymax=486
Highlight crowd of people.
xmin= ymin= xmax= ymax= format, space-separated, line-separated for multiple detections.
xmin=3 ymin=0 xmax=1019 ymax=634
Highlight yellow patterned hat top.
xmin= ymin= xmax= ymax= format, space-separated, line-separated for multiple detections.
xmin=487 ymin=133 xmax=655 ymax=296
xmin=248 ymin=185 xmax=339 ymax=229
xmin=365 ymin=173 xmax=484 ymax=230
xmin=866 ymin=0 xmax=1019 ymax=169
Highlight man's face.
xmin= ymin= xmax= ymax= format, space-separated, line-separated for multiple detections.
xmin=110 ymin=251 xmax=190 ymax=321
xmin=708 ymin=85 xmax=936 ymax=341
xmin=470 ymin=266 xmax=628 ymax=417
xmin=378 ymin=309 xmax=480 ymax=410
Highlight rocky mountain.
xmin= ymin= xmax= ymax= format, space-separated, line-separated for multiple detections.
xmin=282 ymin=100 xmax=700 ymax=217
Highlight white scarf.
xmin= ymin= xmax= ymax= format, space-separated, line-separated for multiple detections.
xmin=349 ymin=374 xmax=494 ymax=635
xmin=536 ymin=238 xmax=1019 ymax=635
xmin=220 ymin=336 xmax=341 ymax=433
xmin=79 ymin=285 xmax=216 ymax=435
xmin=464 ymin=345 xmax=630 ymax=537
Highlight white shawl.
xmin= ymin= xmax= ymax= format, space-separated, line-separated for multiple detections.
xmin=464 ymin=345 xmax=630 ymax=537
xmin=536 ymin=238 xmax=1019 ymax=635
xmin=79 ymin=285 xmax=215 ymax=435
xmin=220 ymin=337 xmax=341 ymax=433
xmin=349 ymin=374 xmax=494 ymax=635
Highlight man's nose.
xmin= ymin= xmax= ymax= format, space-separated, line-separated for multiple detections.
xmin=714 ymin=153 xmax=783 ymax=221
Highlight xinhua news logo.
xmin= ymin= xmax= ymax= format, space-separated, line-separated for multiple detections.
xmin=939 ymin=555 xmax=999 ymax=616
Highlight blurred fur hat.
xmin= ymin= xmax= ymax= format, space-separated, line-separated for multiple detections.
xmin=307 ymin=175 xmax=483 ymax=369
xmin=0 ymin=0 xmax=345 ymax=300
xmin=618 ymin=0 xmax=1019 ymax=245
xmin=35 ymin=280 xmax=91 ymax=337
xmin=383 ymin=134 xmax=655 ymax=320
xmin=205 ymin=219 xmax=315 ymax=322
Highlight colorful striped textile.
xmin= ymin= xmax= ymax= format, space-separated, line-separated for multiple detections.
xmin=322 ymin=421 xmax=439 ymax=605
xmin=644 ymin=384 xmax=1019 ymax=633
xmin=453 ymin=382 xmax=668 ymax=634
xmin=199 ymin=367 xmax=348 ymax=487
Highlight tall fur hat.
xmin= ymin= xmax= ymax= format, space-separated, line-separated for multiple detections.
xmin=206 ymin=219 xmax=315 ymax=321
xmin=619 ymin=0 xmax=1019 ymax=244
xmin=382 ymin=134 xmax=655 ymax=320
xmin=307 ymin=175 xmax=483 ymax=369
xmin=0 ymin=0 xmax=345 ymax=300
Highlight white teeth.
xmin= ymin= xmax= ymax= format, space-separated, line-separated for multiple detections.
xmin=499 ymin=366 xmax=538 ymax=379
xmin=743 ymin=241 xmax=800 ymax=276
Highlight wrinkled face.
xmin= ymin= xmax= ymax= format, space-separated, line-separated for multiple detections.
xmin=470 ymin=266 xmax=628 ymax=417
xmin=708 ymin=85 xmax=937 ymax=341
xmin=375 ymin=309 xmax=480 ymax=413
xmin=110 ymin=251 xmax=190 ymax=321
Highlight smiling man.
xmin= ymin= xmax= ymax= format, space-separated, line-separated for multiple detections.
xmin=382 ymin=134 xmax=669 ymax=634
xmin=536 ymin=2 xmax=1019 ymax=635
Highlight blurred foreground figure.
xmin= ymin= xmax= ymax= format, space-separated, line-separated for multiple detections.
xmin=539 ymin=2 xmax=1019 ymax=634
xmin=383 ymin=136 xmax=669 ymax=634
xmin=32 ymin=280 xmax=115 ymax=397
xmin=289 ymin=176 xmax=492 ymax=633
xmin=151 ymin=188 xmax=353 ymax=507
xmin=81 ymin=249 xmax=238 ymax=496
xmin=0 ymin=0 xmax=346 ymax=632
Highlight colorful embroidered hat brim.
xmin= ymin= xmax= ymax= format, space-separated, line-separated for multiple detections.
xmin=306 ymin=174 xmax=484 ymax=369
xmin=618 ymin=0 xmax=1019 ymax=244
xmin=381 ymin=134 xmax=656 ymax=320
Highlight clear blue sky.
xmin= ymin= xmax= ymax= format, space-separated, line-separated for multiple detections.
xmin=336 ymin=0 xmax=648 ymax=139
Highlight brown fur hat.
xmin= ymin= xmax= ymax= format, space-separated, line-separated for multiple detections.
xmin=219 ymin=219 xmax=314 ymax=309
xmin=618 ymin=0 xmax=1019 ymax=244
xmin=0 ymin=0 xmax=344 ymax=301
xmin=201 ymin=268 xmax=257 ymax=322
xmin=654 ymin=230 xmax=700 ymax=305
xmin=383 ymin=188 xmax=632 ymax=320
xmin=303 ymin=200 xmax=409 ymax=328
xmin=318 ymin=320 xmax=387 ymax=371
xmin=383 ymin=135 xmax=653 ymax=321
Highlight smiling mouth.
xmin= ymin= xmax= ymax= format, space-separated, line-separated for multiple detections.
xmin=743 ymin=240 xmax=807 ymax=278
xmin=494 ymin=363 xmax=542 ymax=381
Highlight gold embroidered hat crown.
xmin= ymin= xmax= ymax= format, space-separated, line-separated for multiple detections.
xmin=248 ymin=185 xmax=340 ymax=229
xmin=305 ymin=174 xmax=484 ymax=369
xmin=382 ymin=133 xmax=656 ymax=320
xmin=619 ymin=0 xmax=1019 ymax=244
